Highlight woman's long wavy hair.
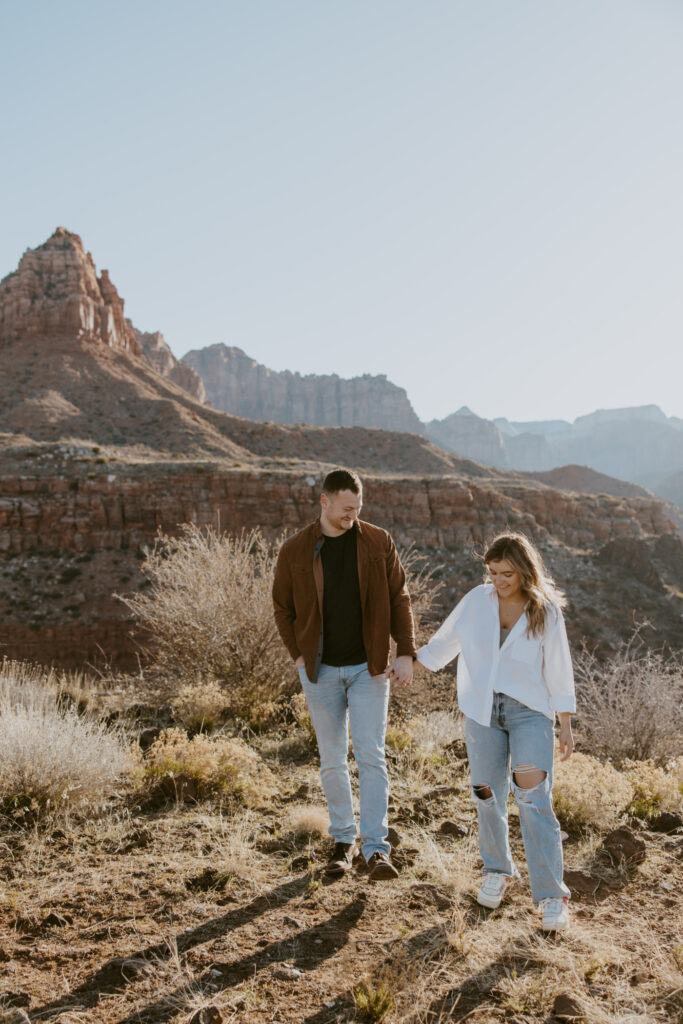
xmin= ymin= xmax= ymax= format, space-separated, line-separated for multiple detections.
xmin=483 ymin=532 xmax=566 ymax=637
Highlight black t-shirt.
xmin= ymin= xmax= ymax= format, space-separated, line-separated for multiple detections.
xmin=320 ymin=527 xmax=366 ymax=667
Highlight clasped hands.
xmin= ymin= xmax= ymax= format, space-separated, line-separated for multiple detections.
xmin=387 ymin=655 xmax=414 ymax=686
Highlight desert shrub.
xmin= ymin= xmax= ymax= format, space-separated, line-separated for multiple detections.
xmin=385 ymin=726 xmax=413 ymax=752
xmin=575 ymin=635 xmax=683 ymax=765
xmin=552 ymin=752 xmax=634 ymax=833
xmin=396 ymin=544 xmax=445 ymax=646
xmin=404 ymin=710 xmax=463 ymax=752
xmin=119 ymin=525 xmax=295 ymax=715
xmin=622 ymin=758 xmax=683 ymax=820
xmin=0 ymin=662 xmax=137 ymax=825
xmin=171 ymin=678 xmax=229 ymax=735
xmin=142 ymin=728 xmax=275 ymax=805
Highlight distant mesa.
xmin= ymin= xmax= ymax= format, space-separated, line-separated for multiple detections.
xmin=180 ymin=345 xmax=681 ymax=507
xmin=425 ymin=406 xmax=508 ymax=469
xmin=182 ymin=343 xmax=424 ymax=434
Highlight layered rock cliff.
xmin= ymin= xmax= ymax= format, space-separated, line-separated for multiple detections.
xmin=0 ymin=227 xmax=141 ymax=355
xmin=426 ymin=407 xmax=508 ymax=468
xmin=0 ymin=459 xmax=679 ymax=666
xmin=182 ymin=344 xmax=424 ymax=433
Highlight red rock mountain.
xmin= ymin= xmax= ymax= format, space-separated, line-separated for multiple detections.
xmin=0 ymin=227 xmax=141 ymax=354
xmin=0 ymin=228 xmax=681 ymax=667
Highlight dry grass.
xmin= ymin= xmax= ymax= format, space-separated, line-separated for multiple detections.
xmin=623 ymin=757 xmax=683 ymax=819
xmin=404 ymin=711 xmax=464 ymax=753
xmin=0 ymin=661 xmax=137 ymax=824
xmin=552 ymin=752 xmax=634 ymax=833
xmin=291 ymin=691 xmax=317 ymax=747
xmin=195 ymin=808 xmax=269 ymax=884
xmin=397 ymin=545 xmax=445 ymax=645
xmin=410 ymin=828 xmax=479 ymax=892
xmin=575 ymin=634 xmax=683 ymax=765
xmin=118 ymin=524 xmax=296 ymax=714
xmin=170 ymin=678 xmax=230 ymax=735
xmin=142 ymin=727 xmax=276 ymax=806
xmin=286 ymin=804 xmax=330 ymax=838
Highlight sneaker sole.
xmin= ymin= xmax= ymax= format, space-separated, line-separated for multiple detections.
xmin=542 ymin=919 xmax=570 ymax=932
xmin=477 ymin=893 xmax=503 ymax=909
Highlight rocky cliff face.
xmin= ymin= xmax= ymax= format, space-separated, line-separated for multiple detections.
xmin=0 ymin=228 xmax=141 ymax=355
xmin=0 ymin=459 xmax=679 ymax=667
xmin=133 ymin=327 xmax=207 ymax=404
xmin=182 ymin=344 xmax=424 ymax=433
xmin=426 ymin=407 xmax=508 ymax=468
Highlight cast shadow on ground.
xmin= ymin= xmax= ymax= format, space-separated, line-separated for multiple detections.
xmin=29 ymin=873 xmax=334 ymax=1020
xmin=111 ymin=891 xmax=368 ymax=1024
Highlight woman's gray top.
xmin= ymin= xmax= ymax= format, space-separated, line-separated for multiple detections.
xmin=499 ymin=626 xmax=511 ymax=647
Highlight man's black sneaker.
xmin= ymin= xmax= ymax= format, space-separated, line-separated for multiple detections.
xmin=325 ymin=842 xmax=357 ymax=876
xmin=367 ymin=851 xmax=399 ymax=881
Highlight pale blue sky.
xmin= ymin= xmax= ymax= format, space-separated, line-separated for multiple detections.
xmin=1 ymin=1 xmax=682 ymax=423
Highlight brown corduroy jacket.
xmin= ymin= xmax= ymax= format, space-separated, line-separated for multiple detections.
xmin=272 ymin=518 xmax=417 ymax=682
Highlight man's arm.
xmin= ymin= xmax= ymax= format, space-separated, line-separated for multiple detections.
xmin=385 ymin=536 xmax=417 ymax=685
xmin=272 ymin=546 xmax=300 ymax=662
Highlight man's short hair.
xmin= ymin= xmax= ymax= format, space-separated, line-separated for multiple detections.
xmin=321 ymin=468 xmax=362 ymax=495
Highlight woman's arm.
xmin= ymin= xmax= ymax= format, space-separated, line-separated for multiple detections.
xmin=557 ymin=711 xmax=574 ymax=761
xmin=416 ymin=597 xmax=465 ymax=672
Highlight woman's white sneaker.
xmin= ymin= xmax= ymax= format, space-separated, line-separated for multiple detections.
xmin=477 ymin=873 xmax=513 ymax=909
xmin=540 ymin=897 xmax=570 ymax=931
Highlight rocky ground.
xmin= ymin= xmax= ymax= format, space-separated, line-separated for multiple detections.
xmin=1 ymin=675 xmax=681 ymax=1024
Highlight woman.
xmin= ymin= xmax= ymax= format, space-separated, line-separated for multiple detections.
xmin=417 ymin=533 xmax=575 ymax=931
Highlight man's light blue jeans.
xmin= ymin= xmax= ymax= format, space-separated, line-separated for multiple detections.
xmin=465 ymin=692 xmax=570 ymax=904
xmin=299 ymin=662 xmax=391 ymax=861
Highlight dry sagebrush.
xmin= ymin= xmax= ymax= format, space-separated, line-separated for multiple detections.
xmin=143 ymin=727 xmax=276 ymax=805
xmin=120 ymin=525 xmax=296 ymax=714
xmin=552 ymin=752 xmax=634 ymax=833
xmin=0 ymin=661 xmax=137 ymax=824
xmin=575 ymin=635 xmax=683 ymax=766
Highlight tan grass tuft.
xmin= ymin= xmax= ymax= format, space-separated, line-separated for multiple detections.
xmin=553 ymin=752 xmax=634 ymax=833
xmin=404 ymin=711 xmax=463 ymax=752
xmin=170 ymin=677 xmax=230 ymax=735
xmin=286 ymin=803 xmax=330 ymax=837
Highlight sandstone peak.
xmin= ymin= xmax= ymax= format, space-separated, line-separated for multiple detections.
xmin=0 ymin=228 xmax=140 ymax=355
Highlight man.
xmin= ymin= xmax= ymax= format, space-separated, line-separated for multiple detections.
xmin=273 ymin=468 xmax=416 ymax=881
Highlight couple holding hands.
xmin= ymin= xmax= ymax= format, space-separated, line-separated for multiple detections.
xmin=273 ymin=468 xmax=575 ymax=932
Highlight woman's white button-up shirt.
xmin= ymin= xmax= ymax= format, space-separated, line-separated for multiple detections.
xmin=417 ymin=583 xmax=576 ymax=727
